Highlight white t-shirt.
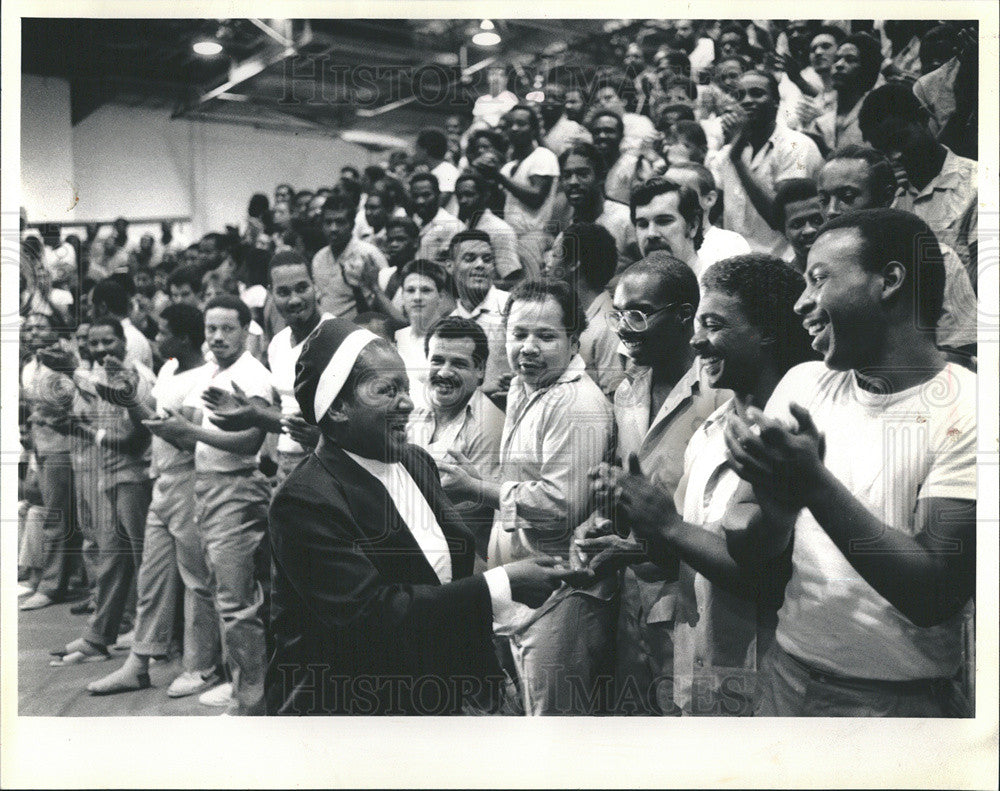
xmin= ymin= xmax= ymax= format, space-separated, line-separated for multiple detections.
xmin=431 ymin=160 xmax=460 ymax=194
xmin=267 ymin=315 xmax=333 ymax=453
xmin=150 ymin=357 xmax=209 ymax=475
xmin=698 ymin=225 xmax=753 ymax=273
xmin=183 ymin=351 xmax=273 ymax=473
xmin=500 ymin=145 xmax=560 ymax=236
xmin=765 ymin=361 xmax=977 ymax=680
xmin=394 ymin=326 xmax=431 ymax=411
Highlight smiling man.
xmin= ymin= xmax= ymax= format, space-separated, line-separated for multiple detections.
xmin=266 ymin=317 xmax=574 ymax=715
xmin=142 ymin=294 xmax=276 ymax=714
xmin=601 ymin=253 xmax=729 ymax=713
xmin=440 ymin=280 xmax=615 ymax=714
xmin=713 ymin=70 xmax=823 ymax=258
xmin=408 ymin=316 xmax=505 ymax=560
xmin=448 ymin=230 xmax=512 ymax=399
xmin=774 ymin=179 xmax=825 ymax=273
xmin=581 ymin=254 xmax=815 ymax=715
xmin=724 ymin=209 xmax=976 ymax=717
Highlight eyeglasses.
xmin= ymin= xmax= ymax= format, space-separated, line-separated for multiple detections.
xmin=606 ymin=304 xmax=678 ymax=333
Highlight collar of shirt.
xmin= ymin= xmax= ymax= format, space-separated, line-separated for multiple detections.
xmin=899 ymin=147 xmax=966 ymax=201
xmin=585 ymin=289 xmax=614 ymax=323
xmin=417 ymin=207 xmax=455 ymax=234
xmin=409 ymin=389 xmax=485 ymax=450
xmin=452 ymin=285 xmax=506 ymax=320
xmin=623 ymin=361 xmax=704 ymax=432
xmin=507 ymin=354 xmax=587 ymax=404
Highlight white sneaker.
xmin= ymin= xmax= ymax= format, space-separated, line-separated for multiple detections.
xmin=168 ymin=669 xmax=222 ymax=699
xmin=198 ymin=681 xmax=234 ymax=707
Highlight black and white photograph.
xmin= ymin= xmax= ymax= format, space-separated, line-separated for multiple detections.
xmin=2 ymin=4 xmax=997 ymax=788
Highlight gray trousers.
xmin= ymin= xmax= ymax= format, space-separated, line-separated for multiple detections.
xmin=85 ymin=479 xmax=153 ymax=647
xmin=132 ymin=469 xmax=221 ymax=672
xmin=196 ymin=470 xmax=270 ymax=714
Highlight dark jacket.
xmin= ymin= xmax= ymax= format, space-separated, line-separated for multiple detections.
xmin=266 ymin=439 xmax=501 ymax=715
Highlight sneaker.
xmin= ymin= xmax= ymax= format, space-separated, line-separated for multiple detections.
xmin=168 ymin=669 xmax=222 ymax=699
xmin=19 ymin=592 xmax=54 ymax=611
xmin=198 ymin=681 xmax=234 ymax=707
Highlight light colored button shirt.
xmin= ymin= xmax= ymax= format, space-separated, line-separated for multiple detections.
xmin=892 ymin=147 xmax=978 ymax=273
xmin=488 ymin=355 xmax=614 ymax=631
xmin=417 ymin=207 xmax=464 ymax=263
xmin=311 ymin=238 xmax=389 ymax=320
xmin=613 ymin=362 xmax=732 ymax=623
xmin=672 ymin=399 xmax=758 ymax=712
xmin=578 ymin=289 xmax=625 ymax=398
xmin=450 ymin=285 xmax=511 ymax=395
xmin=713 ymin=125 xmax=823 ymax=258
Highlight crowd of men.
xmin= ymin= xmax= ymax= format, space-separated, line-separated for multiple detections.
xmin=18 ymin=18 xmax=978 ymax=717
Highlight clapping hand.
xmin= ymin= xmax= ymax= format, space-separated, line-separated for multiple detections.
xmin=203 ymin=381 xmax=258 ymax=431
xmin=282 ymin=414 xmax=320 ymax=451
xmin=36 ymin=346 xmax=77 ymax=374
xmin=503 ymin=557 xmax=578 ymax=608
xmin=142 ymin=408 xmax=193 ymax=445
xmin=94 ymin=357 xmax=140 ymax=406
xmin=723 ymin=402 xmax=825 ymax=509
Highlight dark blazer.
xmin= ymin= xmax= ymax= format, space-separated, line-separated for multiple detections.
xmin=265 ymin=438 xmax=501 ymax=715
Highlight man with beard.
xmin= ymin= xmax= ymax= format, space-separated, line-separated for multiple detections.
xmin=144 ymin=295 xmax=274 ymax=713
xmin=816 ymin=145 xmax=977 ymax=361
xmin=631 ymin=178 xmax=704 ymax=278
xmin=773 ymin=179 xmax=824 ymax=273
xmin=311 ymin=194 xmax=389 ymax=320
xmin=265 ymin=317 xmax=572 ymax=714
xmin=712 ymin=70 xmax=823 ymax=258
xmin=580 ymin=254 xmax=815 ymax=715
xmin=448 ymin=230 xmax=512 ymax=399
xmin=723 ymin=209 xmax=975 ymax=717
xmin=540 ymin=83 xmax=592 ymax=156
xmin=408 ymin=316 xmax=505 ymax=560
xmin=453 ymin=171 xmax=522 ymax=289
xmin=807 ymin=33 xmax=883 ymax=152
xmin=557 ymin=143 xmax=636 ymax=275
xmin=671 ymin=20 xmax=715 ymax=82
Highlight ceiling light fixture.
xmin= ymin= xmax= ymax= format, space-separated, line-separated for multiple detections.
xmin=472 ymin=20 xmax=501 ymax=47
xmin=193 ymin=39 xmax=223 ymax=56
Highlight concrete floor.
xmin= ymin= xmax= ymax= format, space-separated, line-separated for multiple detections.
xmin=17 ymin=595 xmax=221 ymax=717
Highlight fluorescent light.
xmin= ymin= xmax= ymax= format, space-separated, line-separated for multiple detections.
xmin=472 ymin=20 xmax=500 ymax=47
xmin=193 ymin=40 xmax=223 ymax=56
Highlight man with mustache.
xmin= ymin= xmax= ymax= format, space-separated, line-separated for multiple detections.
xmin=408 ymin=316 xmax=504 ymax=561
xmin=143 ymin=294 xmax=274 ymax=714
xmin=630 ymin=177 xmax=704 ymax=278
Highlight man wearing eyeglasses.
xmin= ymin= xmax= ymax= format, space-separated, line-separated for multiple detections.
xmin=605 ymin=252 xmax=730 ymax=714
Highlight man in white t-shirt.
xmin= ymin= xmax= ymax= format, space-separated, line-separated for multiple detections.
xmin=474 ymin=104 xmax=560 ymax=279
xmin=724 ymin=209 xmax=975 ymax=717
xmin=203 ymin=252 xmax=332 ymax=484
xmin=631 ymin=177 xmax=706 ymax=279
xmin=153 ymin=294 xmax=275 ymax=715
xmin=665 ymin=163 xmax=752 ymax=271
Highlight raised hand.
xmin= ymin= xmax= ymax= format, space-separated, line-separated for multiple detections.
xmin=142 ymin=408 xmax=193 ymax=446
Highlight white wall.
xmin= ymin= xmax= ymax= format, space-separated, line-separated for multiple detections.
xmin=22 ymin=83 xmax=375 ymax=239
xmin=20 ymin=74 xmax=74 ymax=223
